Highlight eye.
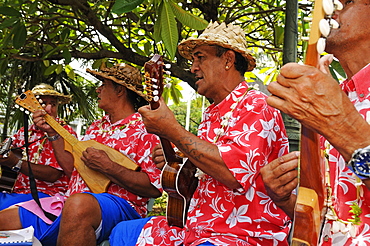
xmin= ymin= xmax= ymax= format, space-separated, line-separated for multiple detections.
xmin=344 ymin=0 xmax=354 ymax=5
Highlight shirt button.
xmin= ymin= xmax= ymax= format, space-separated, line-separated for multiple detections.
xmin=360 ymin=93 xmax=365 ymax=97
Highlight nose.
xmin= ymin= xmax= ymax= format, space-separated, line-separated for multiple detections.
xmin=190 ymin=60 xmax=199 ymax=74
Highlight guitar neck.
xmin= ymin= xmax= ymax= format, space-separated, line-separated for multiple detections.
xmin=43 ymin=114 xmax=78 ymax=146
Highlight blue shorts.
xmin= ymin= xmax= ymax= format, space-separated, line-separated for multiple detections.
xmin=19 ymin=193 xmax=140 ymax=246
xmin=109 ymin=217 xmax=214 ymax=246
xmin=0 ymin=192 xmax=50 ymax=210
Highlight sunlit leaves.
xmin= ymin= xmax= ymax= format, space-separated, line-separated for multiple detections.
xmin=112 ymin=0 xmax=145 ymax=15
xmin=159 ymin=1 xmax=178 ymax=59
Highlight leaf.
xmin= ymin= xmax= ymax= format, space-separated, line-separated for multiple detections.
xmin=169 ymin=1 xmax=208 ymax=30
xmin=56 ymin=64 xmax=63 ymax=74
xmin=12 ymin=22 xmax=27 ymax=49
xmin=112 ymin=0 xmax=144 ymax=15
xmin=159 ymin=1 xmax=178 ymax=59
xmin=62 ymin=47 xmax=72 ymax=64
xmin=0 ymin=17 xmax=19 ymax=30
xmin=0 ymin=7 xmax=21 ymax=17
xmin=44 ymin=64 xmax=58 ymax=76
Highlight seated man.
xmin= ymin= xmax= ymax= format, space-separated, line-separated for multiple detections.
xmin=109 ymin=21 xmax=291 ymax=246
xmin=0 ymin=83 xmax=75 ymax=210
xmin=0 ymin=64 xmax=162 ymax=246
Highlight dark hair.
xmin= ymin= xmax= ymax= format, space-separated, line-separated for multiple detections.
xmin=112 ymin=82 xmax=147 ymax=111
xmin=214 ymin=46 xmax=248 ymax=76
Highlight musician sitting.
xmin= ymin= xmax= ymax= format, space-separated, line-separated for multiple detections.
xmin=0 ymin=83 xmax=76 ymax=210
xmin=260 ymin=1 xmax=370 ymax=244
xmin=0 ymin=64 xmax=162 ymax=246
xmin=108 ymin=21 xmax=291 ymax=246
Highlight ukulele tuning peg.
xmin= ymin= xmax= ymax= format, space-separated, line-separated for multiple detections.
xmin=165 ymin=70 xmax=171 ymax=76
xmin=153 ymin=96 xmax=159 ymax=102
xmin=164 ymin=83 xmax=172 ymax=89
xmin=165 ymin=64 xmax=171 ymax=69
xmin=152 ymin=78 xmax=158 ymax=83
xmin=323 ymin=0 xmax=334 ymax=15
xmin=41 ymin=104 xmax=46 ymax=108
xmin=165 ymin=77 xmax=171 ymax=83
xmin=317 ymin=37 xmax=326 ymax=55
xmin=319 ymin=19 xmax=331 ymax=37
xmin=19 ymin=107 xmax=24 ymax=112
xmin=25 ymin=111 xmax=30 ymax=115
xmin=153 ymin=90 xmax=159 ymax=96
xmin=15 ymin=105 xmax=19 ymax=109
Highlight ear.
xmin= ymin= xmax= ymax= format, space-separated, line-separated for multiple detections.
xmin=116 ymin=85 xmax=126 ymax=97
xmin=224 ymin=50 xmax=236 ymax=68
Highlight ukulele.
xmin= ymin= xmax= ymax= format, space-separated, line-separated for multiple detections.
xmin=144 ymin=54 xmax=198 ymax=228
xmin=15 ymin=91 xmax=140 ymax=194
xmin=291 ymin=0 xmax=337 ymax=245
xmin=0 ymin=138 xmax=18 ymax=192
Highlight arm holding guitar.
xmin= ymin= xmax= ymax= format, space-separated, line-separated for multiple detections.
xmin=32 ymin=108 xmax=75 ymax=178
xmin=260 ymin=151 xmax=300 ymax=219
xmin=81 ymin=146 xmax=162 ymax=198
xmin=139 ymin=98 xmax=242 ymax=190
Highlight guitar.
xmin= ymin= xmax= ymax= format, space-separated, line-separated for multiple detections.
xmin=144 ymin=54 xmax=198 ymax=228
xmin=291 ymin=0 xmax=335 ymax=245
xmin=0 ymin=138 xmax=18 ymax=192
xmin=15 ymin=91 xmax=140 ymax=194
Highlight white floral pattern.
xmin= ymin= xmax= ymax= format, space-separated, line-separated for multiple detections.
xmin=136 ymin=81 xmax=290 ymax=245
xmin=66 ymin=113 xmax=161 ymax=217
xmin=12 ymin=120 xmax=76 ymax=196
xmin=320 ymin=64 xmax=370 ymax=245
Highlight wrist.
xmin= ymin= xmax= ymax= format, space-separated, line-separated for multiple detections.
xmin=47 ymin=133 xmax=60 ymax=142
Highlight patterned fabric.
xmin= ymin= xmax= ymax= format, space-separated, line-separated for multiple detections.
xmin=135 ymin=81 xmax=290 ymax=245
xmin=11 ymin=120 xmax=76 ymax=196
xmin=319 ymin=64 xmax=370 ymax=245
xmin=66 ymin=112 xmax=161 ymax=218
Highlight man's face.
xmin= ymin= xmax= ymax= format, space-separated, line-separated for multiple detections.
xmin=39 ymin=95 xmax=59 ymax=117
xmin=190 ymin=45 xmax=224 ymax=99
xmin=326 ymin=0 xmax=370 ymax=54
xmin=96 ymin=79 xmax=119 ymax=111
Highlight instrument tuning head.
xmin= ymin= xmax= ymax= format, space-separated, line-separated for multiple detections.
xmin=165 ymin=70 xmax=171 ymax=76
xmin=165 ymin=64 xmax=171 ymax=69
xmin=164 ymin=83 xmax=172 ymax=89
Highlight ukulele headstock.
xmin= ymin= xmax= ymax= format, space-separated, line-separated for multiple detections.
xmin=144 ymin=54 xmax=171 ymax=109
xmin=15 ymin=90 xmax=44 ymax=114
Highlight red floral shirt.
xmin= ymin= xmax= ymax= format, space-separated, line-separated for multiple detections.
xmin=66 ymin=113 xmax=161 ymax=218
xmin=12 ymin=120 xmax=76 ymax=196
xmin=137 ymin=82 xmax=290 ymax=246
xmin=319 ymin=64 xmax=370 ymax=245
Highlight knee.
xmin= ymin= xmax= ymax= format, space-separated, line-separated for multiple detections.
xmin=62 ymin=193 xmax=100 ymax=220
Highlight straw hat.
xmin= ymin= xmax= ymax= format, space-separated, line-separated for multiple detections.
xmin=32 ymin=83 xmax=72 ymax=104
xmin=86 ymin=63 xmax=148 ymax=101
xmin=178 ymin=21 xmax=256 ymax=71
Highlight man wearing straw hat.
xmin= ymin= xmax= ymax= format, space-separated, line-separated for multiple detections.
xmin=0 ymin=83 xmax=76 ymax=210
xmin=0 ymin=64 xmax=162 ymax=246
xmin=109 ymin=21 xmax=291 ymax=245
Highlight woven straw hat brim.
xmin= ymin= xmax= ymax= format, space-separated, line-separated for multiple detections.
xmin=32 ymin=89 xmax=72 ymax=104
xmin=178 ymin=38 xmax=256 ymax=72
xmin=86 ymin=68 xmax=149 ymax=101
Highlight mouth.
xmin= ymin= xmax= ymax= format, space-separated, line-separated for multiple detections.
xmin=195 ymin=75 xmax=203 ymax=84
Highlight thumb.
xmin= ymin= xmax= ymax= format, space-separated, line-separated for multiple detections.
xmin=318 ymin=54 xmax=334 ymax=74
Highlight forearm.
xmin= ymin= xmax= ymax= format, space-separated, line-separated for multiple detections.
xmin=50 ymin=138 xmax=74 ymax=178
xmin=18 ymin=161 xmax=63 ymax=182
xmin=167 ymin=125 xmax=241 ymax=190
xmin=104 ymin=163 xmax=161 ymax=198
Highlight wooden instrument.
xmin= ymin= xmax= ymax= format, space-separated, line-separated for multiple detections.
xmin=0 ymin=138 xmax=18 ymax=192
xmin=15 ymin=91 xmax=140 ymax=194
xmin=144 ymin=54 xmax=198 ymax=228
xmin=291 ymin=0 xmax=332 ymax=245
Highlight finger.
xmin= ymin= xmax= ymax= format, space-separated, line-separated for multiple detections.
xmin=318 ymin=54 xmax=333 ymax=75
xmin=279 ymin=63 xmax=306 ymax=79
xmin=156 ymin=162 xmax=165 ymax=170
xmin=266 ymin=95 xmax=287 ymax=112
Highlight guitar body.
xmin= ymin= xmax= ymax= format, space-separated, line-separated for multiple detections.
xmin=65 ymin=139 xmax=139 ymax=193
xmin=0 ymin=166 xmax=17 ymax=192
xmin=161 ymin=159 xmax=198 ymax=227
